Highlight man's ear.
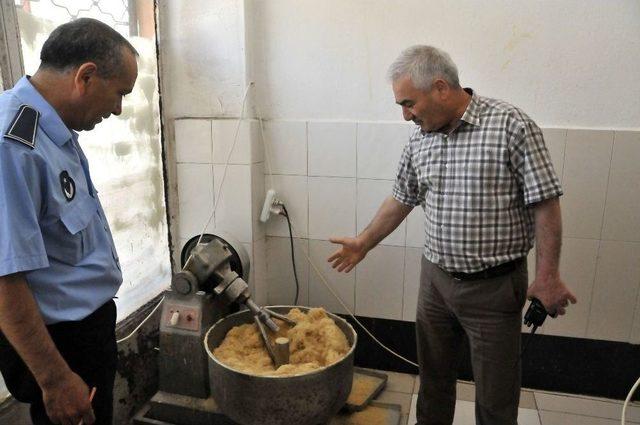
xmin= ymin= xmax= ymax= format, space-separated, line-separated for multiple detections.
xmin=73 ymin=62 xmax=98 ymax=95
xmin=433 ymin=79 xmax=449 ymax=93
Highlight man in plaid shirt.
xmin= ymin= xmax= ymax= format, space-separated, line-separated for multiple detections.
xmin=329 ymin=45 xmax=576 ymax=425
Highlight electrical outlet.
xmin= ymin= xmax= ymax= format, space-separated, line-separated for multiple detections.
xmin=260 ymin=189 xmax=278 ymax=222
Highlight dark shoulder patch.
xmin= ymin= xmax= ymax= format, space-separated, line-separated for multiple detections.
xmin=4 ymin=105 xmax=39 ymax=149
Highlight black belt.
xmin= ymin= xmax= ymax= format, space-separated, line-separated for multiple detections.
xmin=447 ymin=258 xmax=523 ymax=281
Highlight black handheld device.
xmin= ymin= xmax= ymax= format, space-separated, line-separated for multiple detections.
xmin=523 ymin=298 xmax=556 ymax=328
xmin=518 ymin=298 xmax=558 ymax=365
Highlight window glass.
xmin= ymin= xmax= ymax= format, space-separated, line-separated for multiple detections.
xmin=14 ymin=0 xmax=171 ymax=321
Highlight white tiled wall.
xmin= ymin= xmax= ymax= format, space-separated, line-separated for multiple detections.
xmin=631 ymin=295 xmax=640 ymax=344
xmin=542 ymin=238 xmax=599 ymax=338
xmin=173 ymin=117 xmax=269 ymax=301
xmin=356 ymin=122 xmax=411 ymax=179
xmin=308 ymin=122 xmax=357 ymax=177
xmin=175 ymin=117 xmax=640 ymax=344
xmin=212 ymin=119 xmax=263 ymax=165
xmin=176 ymin=162 xmax=214 ymax=239
xmin=405 ymin=207 xmax=425 ymax=248
xmin=251 ymin=238 xmax=268 ymax=306
xmin=266 ymin=237 xmax=309 ymax=306
xmin=251 ymin=162 xmax=266 ymax=243
xmin=562 ymin=130 xmax=614 ymax=239
xmin=213 ymin=164 xmax=253 ymax=243
xmin=164 ymin=0 xmax=640 ymax=349
xmin=265 ymin=175 xmax=308 ymax=238
xmin=355 ymin=245 xmax=405 ymax=320
xmin=541 ymin=128 xmax=567 ymax=182
xmin=357 ymin=179 xmax=406 ymax=246
xmin=403 ymin=247 xmax=423 ymax=321
xmin=308 ymin=239 xmax=355 ymax=314
xmin=601 ymin=131 xmax=640 ymax=242
xmin=586 ymin=240 xmax=640 ymax=341
xmin=308 ymin=176 xmax=357 ymax=240
xmin=262 ymin=120 xmax=307 ymax=175
xmin=174 ymin=119 xmax=212 ymax=164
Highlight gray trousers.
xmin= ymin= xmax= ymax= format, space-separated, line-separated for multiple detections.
xmin=415 ymin=256 xmax=528 ymax=425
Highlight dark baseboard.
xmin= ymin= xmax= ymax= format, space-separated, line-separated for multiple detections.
xmin=341 ymin=315 xmax=640 ymax=401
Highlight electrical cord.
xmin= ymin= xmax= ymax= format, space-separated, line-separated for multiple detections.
xmin=117 ymin=83 xmax=254 ymax=344
xmin=116 ymin=296 xmax=165 ymax=344
xmin=521 ymin=326 xmax=538 ymax=358
xmin=252 ymin=81 xmax=418 ymax=368
xmin=280 ymin=205 xmax=300 ymax=305
xmin=622 ymin=376 xmax=640 ymax=425
xmin=276 ymin=208 xmax=419 ymax=369
xmin=117 ymin=81 xmax=409 ymax=366
xmin=183 ymin=82 xmax=253 ymax=271
xmin=518 ymin=297 xmax=556 ymax=368
xmin=513 ymin=325 xmax=538 ymax=370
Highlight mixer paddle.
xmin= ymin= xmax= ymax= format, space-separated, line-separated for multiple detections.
xmin=263 ymin=308 xmax=297 ymax=326
xmin=254 ymin=309 xmax=296 ymax=368
xmin=254 ymin=316 xmax=280 ymax=366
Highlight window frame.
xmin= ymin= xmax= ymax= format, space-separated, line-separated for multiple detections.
xmin=0 ymin=0 xmax=24 ymax=89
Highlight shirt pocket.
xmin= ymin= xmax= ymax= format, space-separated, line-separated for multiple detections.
xmin=46 ymin=196 xmax=98 ymax=265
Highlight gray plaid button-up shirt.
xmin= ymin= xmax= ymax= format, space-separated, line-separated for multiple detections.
xmin=392 ymin=89 xmax=563 ymax=273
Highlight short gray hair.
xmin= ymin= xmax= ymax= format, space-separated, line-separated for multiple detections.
xmin=387 ymin=45 xmax=460 ymax=90
xmin=40 ymin=18 xmax=138 ymax=78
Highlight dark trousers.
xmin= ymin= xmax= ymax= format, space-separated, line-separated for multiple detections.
xmin=0 ymin=300 xmax=117 ymax=425
xmin=415 ymin=257 xmax=528 ymax=425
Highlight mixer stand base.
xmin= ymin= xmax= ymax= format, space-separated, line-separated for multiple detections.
xmin=132 ymin=391 xmax=237 ymax=425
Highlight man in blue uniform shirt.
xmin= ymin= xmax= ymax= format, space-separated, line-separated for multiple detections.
xmin=0 ymin=18 xmax=138 ymax=425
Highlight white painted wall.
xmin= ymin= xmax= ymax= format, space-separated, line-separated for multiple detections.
xmin=252 ymin=0 xmax=640 ymax=129
xmin=160 ymin=0 xmax=249 ymax=119
xmin=160 ymin=0 xmax=270 ymax=305
xmin=162 ymin=0 xmax=640 ymax=344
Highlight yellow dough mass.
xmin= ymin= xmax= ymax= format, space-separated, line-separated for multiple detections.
xmin=213 ymin=307 xmax=350 ymax=376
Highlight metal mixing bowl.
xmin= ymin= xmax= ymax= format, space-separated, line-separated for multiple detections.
xmin=204 ymin=306 xmax=357 ymax=425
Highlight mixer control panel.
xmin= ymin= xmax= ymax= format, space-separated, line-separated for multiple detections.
xmin=162 ymin=303 xmax=200 ymax=331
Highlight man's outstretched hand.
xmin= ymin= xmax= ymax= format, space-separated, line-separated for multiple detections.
xmin=328 ymin=237 xmax=368 ymax=273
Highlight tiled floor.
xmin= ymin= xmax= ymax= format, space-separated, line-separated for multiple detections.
xmin=364 ymin=369 xmax=640 ymax=425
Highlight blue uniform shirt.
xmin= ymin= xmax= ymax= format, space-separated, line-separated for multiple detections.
xmin=0 ymin=76 xmax=122 ymax=324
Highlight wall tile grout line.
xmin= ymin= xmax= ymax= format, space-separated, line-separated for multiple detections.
xmin=598 ymin=131 xmax=617 ymax=241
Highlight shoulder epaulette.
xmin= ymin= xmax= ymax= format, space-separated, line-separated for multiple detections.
xmin=4 ymin=105 xmax=39 ymax=149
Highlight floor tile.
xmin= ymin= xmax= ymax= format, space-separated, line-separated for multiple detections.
xmin=452 ymin=400 xmax=476 ymax=425
xmin=414 ymin=378 xmax=536 ymax=409
xmin=408 ymin=394 xmax=417 ymax=425
xmin=374 ymin=390 xmax=412 ymax=415
xmin=452 ymin=401 xmax=540 ymax=425
xmin=517 ymin=408 xmax=542 ymax=425
xmin=519 ymin=390 xmax=537 ymax=410
xmin=401 ymin=413 xmax=409 ymax=425
xmin=374 ymin=369 xmax=639 ymax=425
xmin=407 ymin=395 xmax=540 ymax=425
xmin=456 ymin=381 xmax=475 ymax=402
xmin=365 ymin=369 xmax=415 ymax=394
xmin=539 ymin=410 xmax=620 ymax=425
xmin=535 ymin=391 xmax=640 ymax=423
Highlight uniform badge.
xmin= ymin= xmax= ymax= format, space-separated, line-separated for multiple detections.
xmin=59 ymin=171 xmax=76 ymax=201
xmin=4 ymin=105 xmax=39 ymax=149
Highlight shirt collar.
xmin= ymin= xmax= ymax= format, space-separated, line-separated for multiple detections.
xmin=11 ymin=76 xmax=75 ymax=146
xmin=418 ymin=87 xmax=481 ymax=137
xmin=459 ymin=87 xmax=481 ymax=127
